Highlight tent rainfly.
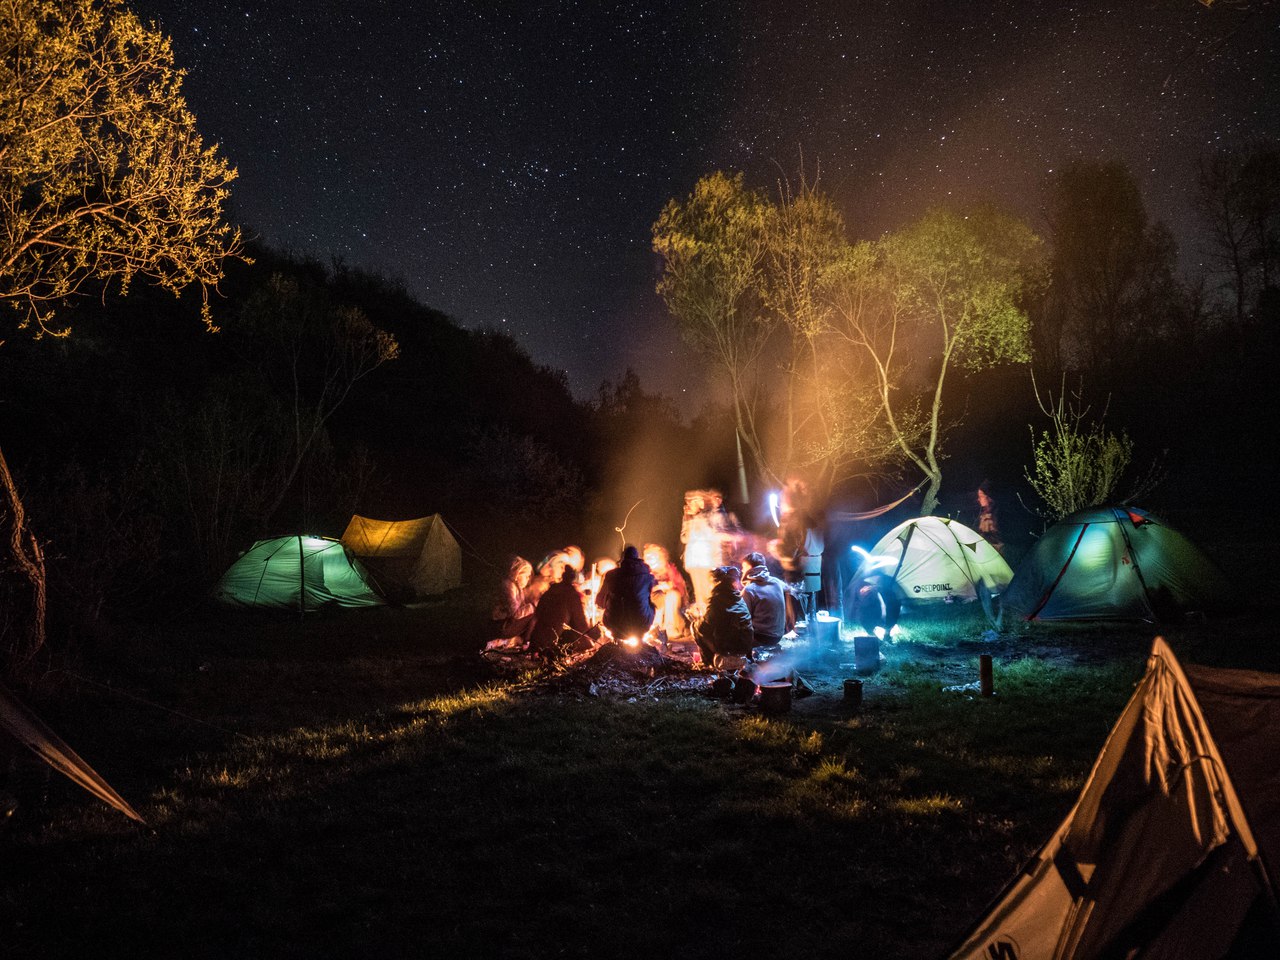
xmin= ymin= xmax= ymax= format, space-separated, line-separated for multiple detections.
xmin=1 ymin=683 xmax=143 ymax=822
xmin=213 ymin=535 xmax=385 ymax=611
xmin=339 ymin=514 xmax=461 ymax=599
xmin=1001 ymin=506 xmax=1229 ymax=622
xmin=851 ymin=516 xmax=1014 ymax=605
xmin=950 ymin=638 xmax=1280 ymax=959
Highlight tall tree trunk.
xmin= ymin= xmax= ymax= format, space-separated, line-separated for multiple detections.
xmin=0 ymin=444 xmax=47 ymax=675
xmin=920 ymin=468 xmax=943 ymax=516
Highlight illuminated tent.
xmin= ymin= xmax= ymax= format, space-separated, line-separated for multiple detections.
xmin=1 ymin=683 xmax=143 ymax=822
xmin=213 ymin=535 xmax=385 ymax=611
xmin=1002 ymin=506 xmax=1229 ymax=622
xmin=339 ymin=513 xmax=461 ymax=599
xmin=949 ymin=638 xmax=1280 ymax=960
xmin=851 ymin=516 xmax=1014 ymax=605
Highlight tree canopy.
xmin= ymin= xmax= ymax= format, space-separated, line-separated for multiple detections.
xmin=655 ymin=169 xmax=1044 ymax=514
xmin=1 ymin=0 xmax=243 ymax=675
xmin=834 ymin=206 xmax=1044 ymax=514
xmin=0 ymin=0 xmax=243 ymax=336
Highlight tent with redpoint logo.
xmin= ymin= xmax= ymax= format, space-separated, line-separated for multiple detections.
xmin=850 ymin=515 xmax=1013 ymax=606
xmin=1002 ymin=506 xmax=1229 ymax=622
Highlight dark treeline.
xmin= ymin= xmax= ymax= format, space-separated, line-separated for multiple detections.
xmin=3 ymin=150 xmax=1279 ymax=665
xmin=0 ymin=242 xmax=734 ymax=654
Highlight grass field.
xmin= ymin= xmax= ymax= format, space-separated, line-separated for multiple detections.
xmin=2 ymin=595 xmax=1275 ymax=960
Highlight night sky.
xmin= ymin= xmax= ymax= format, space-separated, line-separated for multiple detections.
xmin=132 ymin=0 xmax=1280 ymax=401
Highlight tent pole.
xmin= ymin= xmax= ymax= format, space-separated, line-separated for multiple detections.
xmin=298 ymin=535 xmax=306 ymax=619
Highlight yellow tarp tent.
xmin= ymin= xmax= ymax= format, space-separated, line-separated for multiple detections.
xmin=340 ymin=513 xmax=461 ymax=599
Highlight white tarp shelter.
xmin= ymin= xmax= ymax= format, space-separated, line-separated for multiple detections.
xmin=950 ymin=638 xmax=1280 ymax=959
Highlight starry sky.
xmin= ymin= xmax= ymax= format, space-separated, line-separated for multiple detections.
xmin=132 ymin=0 xmax=1280 ymax=401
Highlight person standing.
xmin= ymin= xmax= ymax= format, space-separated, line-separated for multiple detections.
xmin=682 ymin=488 xmax=744 ymax=610
xmin=680 ymin=490 xmax=717 ymax=610
xmin=771 ymin=480 xmax=824 ymax=624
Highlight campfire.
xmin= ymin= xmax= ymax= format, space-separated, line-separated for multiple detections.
xmin=481 ymin=520 xmax=883 ymax=710
xmin=538 ymin=633 xmax=707 ymax=700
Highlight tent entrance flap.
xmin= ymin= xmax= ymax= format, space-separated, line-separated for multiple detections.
xmin=1 ymin=683 xmax=143 ymax=822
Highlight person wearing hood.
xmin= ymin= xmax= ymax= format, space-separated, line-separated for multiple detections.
xmin=525 ymin=551 xmax=568 ymax=605
xmin=741 ymin=551 xmax=790 ymax=647
xmin=487 ymin=555 xmax=536 ymax=650
xmin=693 ymin=565 xmax=755 ymax=667
xmin=596 ymin=545 xmax=657 ymax=641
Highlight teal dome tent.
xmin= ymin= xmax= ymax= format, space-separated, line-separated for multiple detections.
xmin=1002 ymin=506 xmax=1229 ymax=622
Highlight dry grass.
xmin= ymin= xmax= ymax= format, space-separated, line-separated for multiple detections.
xmin=2 ymin=594 xmax=1274 ymax=960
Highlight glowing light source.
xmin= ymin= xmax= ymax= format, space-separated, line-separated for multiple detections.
xmin=768 ymin=491 xmax=780 ymax=527
xmin=850 ymin=544 xmax=897 ymax=572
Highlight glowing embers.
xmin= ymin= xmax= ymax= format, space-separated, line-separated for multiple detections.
xmin=600 ymin=623 xmax=661 ymax=653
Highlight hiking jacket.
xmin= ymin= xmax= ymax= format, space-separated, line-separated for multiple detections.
xmin=598 ymin=556 xmax=657 ymax=639
xmin=742 ymin=564 xmax=788 ymax=641
xmin=779 ymin=520 xmax=824 ymax=592
xmin=493 ymin=577 xmax=534 ymax=622
xmin=652 ymin=564 xmax=690 ymax=608
xmin=694 ymin=581 xmax=754 ymax=658
xmin=530 ymin=579 xmax=589 ymax=651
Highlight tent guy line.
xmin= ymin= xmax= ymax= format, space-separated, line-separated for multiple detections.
xmin=71 ymin=672 xmax=253 ymax=744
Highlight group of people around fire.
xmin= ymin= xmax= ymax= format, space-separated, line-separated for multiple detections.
xmin=487 ymin=485 xmax=823 ymax=670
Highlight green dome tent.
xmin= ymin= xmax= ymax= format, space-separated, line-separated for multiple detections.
xmin=852 ymin=516 xmax=1014 ymax=604
xmin=213 ymin=535 xmax=386 ymax=611
xmin=1002 ymin=506 xmax=1229 ymax=622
